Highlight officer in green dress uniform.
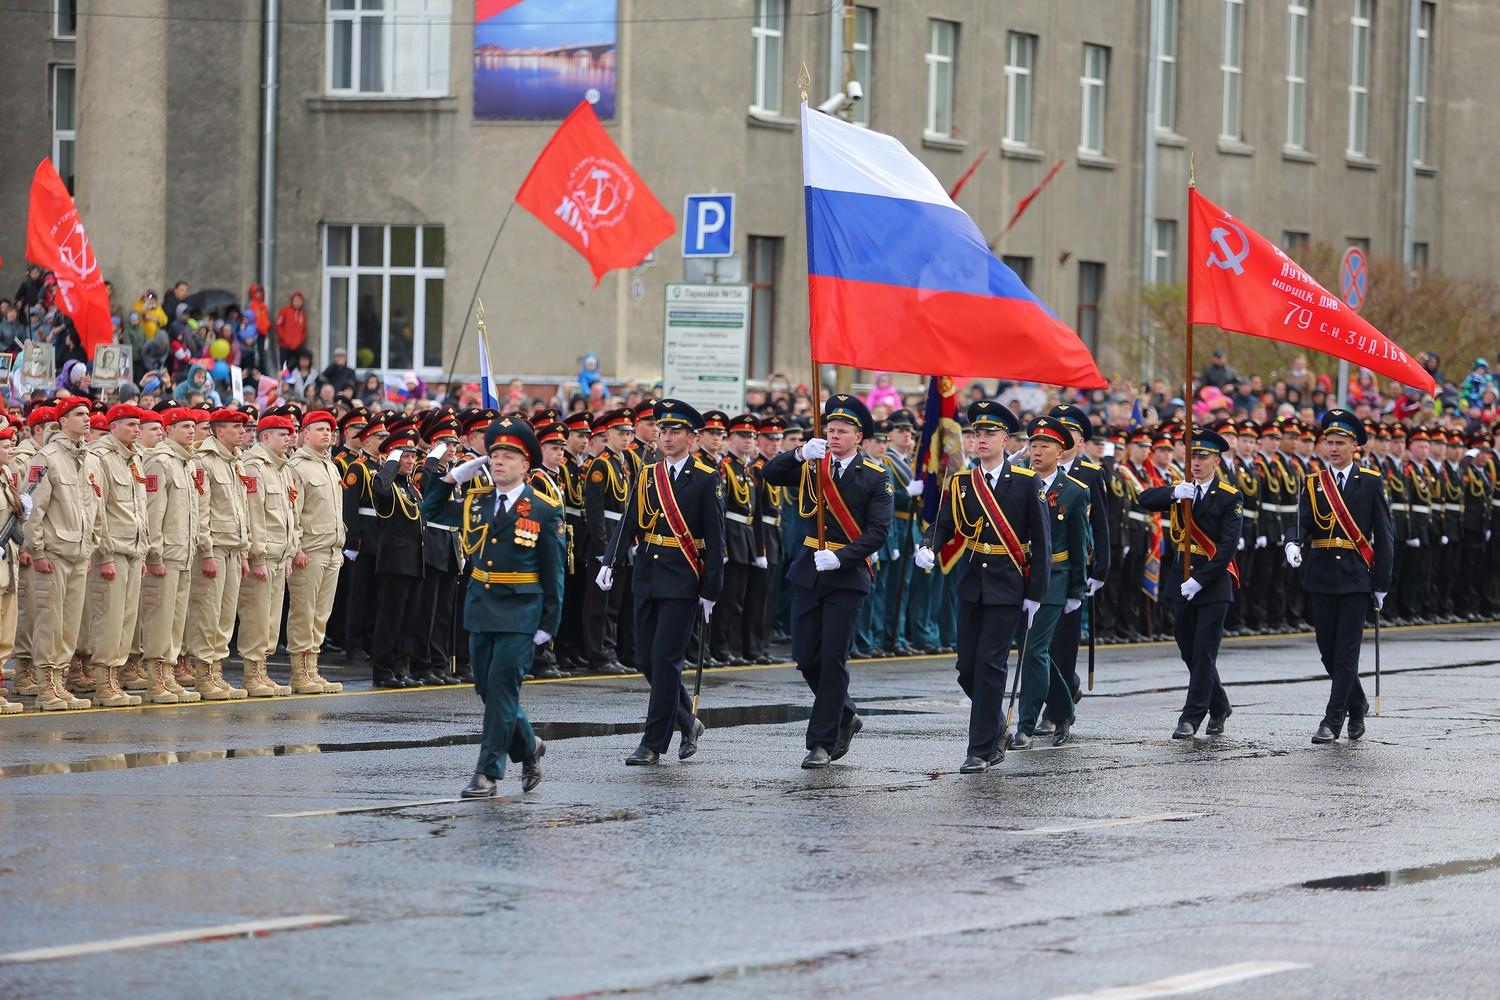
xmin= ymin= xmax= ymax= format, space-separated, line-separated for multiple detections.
xmin=422 ymin=416 xmax=563 ymax=798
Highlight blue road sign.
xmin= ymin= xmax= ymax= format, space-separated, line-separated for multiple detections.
xmin=682 ymin=194 xmax=735 ymax=258
xmin=1339 ymin=246 xmax=1368 ymax=312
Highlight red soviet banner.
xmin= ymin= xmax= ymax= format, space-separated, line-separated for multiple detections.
xmin=26 ymin=158 xmax=113 ymax=354
xmin=515 ymin=100 xmax=675 ymax=285
xmin=1187 ymin=187 xmax=1435 ymax=394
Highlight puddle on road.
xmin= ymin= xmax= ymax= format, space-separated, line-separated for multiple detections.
xmin=1301 ymin=853 xmax=1500 ymax=891
xmin=0 ymin=704 xmax=926 ymax=780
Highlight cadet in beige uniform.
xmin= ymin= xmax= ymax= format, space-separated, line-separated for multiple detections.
xmin=236 ymin=412 xmax=297 ymax=697
xmin=139 ymin=407 xmax=204 ymax=704
xmin=24 ymin=397 xmax=98 ymax=711
xmin=83 ymin=404 xmax=150 ymax=707
xmin=0 ymin=424 xmax=27 ymax=714
xmin=286 ymin=410 xmax=345 ymax=694
xmin=118 ymin=409 xmax=165 ymax=692
xmin=7 ymin=405 xmax=50 ymax=699
xmin=185 ymin=408 xmax=251 ymax=700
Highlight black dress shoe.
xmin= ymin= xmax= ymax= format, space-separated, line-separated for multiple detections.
xmin=1008 ymin=731 xmax=1032 ymax=750
xmin=754 ymin=654 xmax=776 ymax=665
xmin=411 ymin=672 xmax=444 ymax=686
xmin=679 ymin=718 xmax=705 ymax=760
xmin=1205 ymin=706 xmax=1232 ymax=735
xmin=1051 ymin=722 xmax=1072 ymax=747
xmin=1171 ymin=720 xmax=1197 ymax=739
xmin=985 ymin=745 xmax=1007 ymax=767
xmin=959 ymin=755 xmax=989 ymax=774
xmin=1347 ymin=713 xmax=1366 ymax=741
xmin=801 ymin=747 xmax=832 ymax=769
xmin=1312 ymin=724 xmax=1339 ymax=744
xmin=625 ymin=745 xmax=660 ymax=765
xmin=461 ymin=772 xmax=496 ymax=798
xmin=455 ymin=671 xmax=475 ymax=685
xmin=531 ymin=664 xmax=564 ymax=680
xmin=831 ymin=714 xmax=863 ymax=760
xmin=373 ymin=675 xmax=402 ymax=689
xmin=597 ymin=661 xmax=632 ymax=676
xmin=1071 ymin=687 xmax=1085 ymax=705
xmin=521 ymin=739 xmax=546 ymax=791
xmin=1034 ymin=719 xmax=1056 ymax=736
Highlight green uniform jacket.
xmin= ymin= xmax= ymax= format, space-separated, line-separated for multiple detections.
xmin=1037 ymin=472 xmax=1090 ymax=606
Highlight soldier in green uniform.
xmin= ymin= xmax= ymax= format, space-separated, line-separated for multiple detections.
xmin=423 ymin=417 xmax=563 ymax=798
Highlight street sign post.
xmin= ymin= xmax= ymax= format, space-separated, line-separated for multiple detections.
xmin=682 ymin=194 xmax=735 ymax=258
xmin=1336 ymin=247 xmax=1369 ymax=407
xmin=662 ymin=283 xmax=749 ymax=414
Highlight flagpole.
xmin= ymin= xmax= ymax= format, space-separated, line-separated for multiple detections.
xmin=443 ymin=199 xmax=518 ymax=394
xmin=1182 ymin=156 xmax=1196 ymax=579
xmin=799 ymin=65 xmax=829 ymax=549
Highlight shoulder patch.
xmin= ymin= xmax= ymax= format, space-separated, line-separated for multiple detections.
xmin=1080 ymin=460 xmax=1102 ymax=470
xmin=884 ymin=479 xmax=894 ymax=495
xmin=344 ymin=472 xmax=357 ymax=487
xmin=144 ymin=474 xmax=159 ymax=493
xmin=590 ymin=469 xmax=604 ymax=483
xmin=1011 ymin=465 xmax=1035 ymax=478
xmin=1359 ymin=466 xmax=1380 ymax=475
xmin=532 ymin=489 xmax=562 ymax=509
xmin=1218 ymin=482 xmax=1240 ymax=495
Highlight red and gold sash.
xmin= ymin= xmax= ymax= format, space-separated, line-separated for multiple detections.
xmin=1187 ymin=517 xmax=1240 ymax=589
xmin=1316 ymin=467 xmax=1375 ymax=569
xmin=818 ymin=456 xmax=874 ymax=578
xmin=653 ymin=461 xmax=703 ymax=580
xmin=969 ymin=467 xmax=1029 ymax=581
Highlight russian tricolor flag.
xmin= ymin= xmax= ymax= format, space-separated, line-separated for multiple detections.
xmin=477 ymin=325 xmax=500 ymax=409
xmin=802 ymin=105 xmax=1106 ymax=388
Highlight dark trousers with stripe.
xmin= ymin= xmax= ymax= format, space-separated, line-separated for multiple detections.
xmin=471 ymin=630 xmax=536 ymax=779
xmin=1173 ymin=598 xmax=1231 ymax=726
xmin=1309 ymin=591 xmax=1371 ymax=729
xmin=790 ymin=584 xmax=861 ymax=751
xmin=711 ymin=561 xmax=750 ymax=660
xmin=954 ymin=599 xmax=1023 ymax=758
xmin=633 ymin=594 xmax=697 ymax=753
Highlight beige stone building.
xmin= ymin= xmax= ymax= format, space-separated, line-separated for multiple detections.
xmin=2 ymin=0 xmax=1490 ymax=386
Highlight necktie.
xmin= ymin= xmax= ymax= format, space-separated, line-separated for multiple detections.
xmin=1194 ymin=484 xmax=1202 ymax=503
xmin=671 ymin=463 xmax=679 ymax=481
xmin=1338 ymin=472 xmax=1346 ymax=491
xmin=497 ymin=493 xmax=509 ymax=518
xmin=988 ymin=473 xmax=998 ymax=492
xmin=834 ymin=461 xmax=844 ymax=482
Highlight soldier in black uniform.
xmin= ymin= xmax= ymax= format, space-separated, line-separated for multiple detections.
xmin=526 ymin=420 xmax=572 ymax=679
xmin=597 ymin=400 xmax=725 ymax=765
xmin=1137 ymin=428 xmax=1242 ymax=738
xmin=554 ymin=411 xmax=592 ymax=671
xmin=1285 ymin=410 xmax=1393 ymax=744
xmin=1219 ymin=421 xmax=1259 ymax=636
xmin=582 ymin=408 xmax=635 ymax=675
xmin=745 ymin=415 xmax=787 ymax=664
xmin=1047 ymin=404 xmax=1111 ymax=706
xmin=370 ymin=423 xmax=428 ymax=688
xmin=1114 ymin=429 xmax=1153 ymax=641
xmin=711 ymin=413 xmax=760 ymax=666
xmin=916 ymin=401 xmax=1049 ymax=772
xmin=411 ymin=412 xmax=464 ymax=685
xmin=1458 ymin=432 xmax=1491 ymax=619
xmin=762 ymin=394 xmax=893 ymax=768
xmin=1401 ymin=428 xmax=1436 ymax=623
xmin=342 ymin=413 xmax=389 ymax=659
xmin=1433 ymin=430 xmax=1463 ymax=621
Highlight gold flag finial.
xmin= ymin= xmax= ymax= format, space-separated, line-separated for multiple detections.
xmin=476 ymin=298 xmax=487 ymax=334
xmin=1189 ymin=152 xmax=1196 ymax=188
xmin=798 ymin=63 xmax=811 ymax=104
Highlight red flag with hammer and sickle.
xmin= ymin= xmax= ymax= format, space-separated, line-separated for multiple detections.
xmin=26 ymin=158 xmax=113 ymax=354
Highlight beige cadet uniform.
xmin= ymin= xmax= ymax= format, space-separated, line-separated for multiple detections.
xmin=285 ymin=442 xmax=346 ymax=693
xmin=83 ymin=434 xmax=149 ymax=707
xmin=0 ymin=471 xmax=23 ymax=713
xmin=237 ymin=440 xmax=296 ymax=697
xmin=139 ymin=437 xmax=203 ymax=703
xmin=24 ymin=430 xmax=98 ymax=711
xmin=7 ymin=434 xmax=39 ymax=697
xmin=185 ymin=433 xmax=250 ymax=699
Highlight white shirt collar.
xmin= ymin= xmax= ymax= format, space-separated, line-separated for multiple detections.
xmin=833 ymin=452 xmax=856 ymax=473
xmin=668 ymin=454 xmax=690 ymax=477
xmin=978 ymin=459 xmax=1006 ymax=480
xmin=1330 ymin=463 xmax=1354 ymax=480
xmin=1040 ymin=468 xmax=1058 ymax=490
xmin=497 ymin=481 xmax=525 ymax=511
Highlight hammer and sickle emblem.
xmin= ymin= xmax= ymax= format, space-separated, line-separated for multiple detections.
xmin=1205 ymin=217 xmax=1250 ymax=275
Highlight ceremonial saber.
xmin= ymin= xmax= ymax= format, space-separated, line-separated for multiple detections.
xmin=1004 ymin=617 xmax=1030 ymax=732
xmin=1087 ymin=593 xmax=1096 ymax=691
xmin=691 ymin=607 xmax=709 ymax=719
xmin=1373 ymin=601 xmax=1382 ymax=716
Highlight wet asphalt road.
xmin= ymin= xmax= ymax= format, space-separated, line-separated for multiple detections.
xmin=4 ymin=624 xmax=1500 ymax=999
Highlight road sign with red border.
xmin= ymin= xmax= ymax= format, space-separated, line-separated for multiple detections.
xmin=1339 ymin=247 xmax=1368 ymax=312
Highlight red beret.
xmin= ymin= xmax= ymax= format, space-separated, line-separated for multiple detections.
xmin=302 ymin=410 xmax=336 ymax=430
xmin=106 ymin=404 xmax=141 ymax=424
xmin=0 ymin=426 xmax=16 ymax=443
xmin=209 ymin=407 xmax=245 ymax=424
xmin=138 ymin=409 xmax=163 ymax=425
xmin=27 ymin=406 xmax=55 ymax=427
xmin=54 ymin=397 xmax=89 ymax=418
xmin=90 ymin=413 xmax=109 ymax=431
xmin=163 ymin=408 xmax=196 ymax=427
xmin=258 ymin=414 xmax=295 ymax=432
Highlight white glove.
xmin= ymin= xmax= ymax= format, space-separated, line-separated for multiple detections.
xmin=699 ymin=596 xmax=715 ymax=621
xmin=1441 ymin=535 xmax=1449 ymax=545
xmin=800 ymin=437 xmax=828 ymax=461
xmin=1237 ymin=537 xmax=1245 ymax=551
xmin=870 ymin=552 xmax=880 ymax=569
xmin=532 ymin=630 xmax=551 ymax=646
xmin=1086 ymin=578 xmax=1104 ymax=596
xmin=1284 ymin=542 xmax=1302 ymax=568
xmin=1172 ymin=482 xmax=1197 ymax=501
xmin=1064 ymin=597 xmax=1082 ymax=614
xmin=888 ymin=546 xmax=899 ymax=560
xmin=753 ymin=555 xmax=768 ymax=569
xmin=1255 ymin=535 xmax=1267 ymax=549
xmin=1122 ymin=545 xmax=1130 ymax=558
xmin=1181 ymin=578 xmax=1203 ymax=601
xmin=914 ymin=546 xmax=936 ymax=570
xmin=1023 ymin=598 xmax=1041 ymax=627
xmin=1405 ymin=537 xmax=1420 ymax=548
xmin=449 ymin=456 xmax=487 ymax=484
xmin=595 ymin=565 xmax=614 ymax=591
xmin=813 ymin=548 xmax=840 ymax=572
xmin=343 ymin=548 xmax=358 ymax=562
xmin=1373 ymin=592 xmax=1386 ymax=611
xmin=905 ymin=479 xmax=924 ymax=497
xmin=387 ymin=449 xmax=404 ymax=465
xmin=19 ymin=494 xmax=32 ymax=520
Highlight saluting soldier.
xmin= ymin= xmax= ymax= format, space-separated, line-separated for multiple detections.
xmin=762 ymin=394 xmax=893 ymax=768
xmin=410 ymin=412 xmax=465 ymax=686
xmin=369 ymin=423 xmax=428 ymax=688
xmin=423 ymin=416 xmax=561 ymax=798
xmin=1048 ymin=405 xmax=1111 ymax=707
xmin=82 ymin=405 xmax=150 ymax=707
xmin=1458 ymin=432 xmax=1491 ymax=619
xmin=744 ymin=414 xmax=787 ymax=664
xmin=526 ymin=420 xmax=571 ymax=680
xmin=342 ymin=414 xmax=389 ymax=658
xmin=582 ymin=408 xmax=635 ymax=675
xmin=1284 ymin=410 xmax=1394 ymax=744
xmin=596 ymin=399 xmax=725 ymax=765
xmin=555 ymin=411 xmax=592 ymax=673
xmin=917 ymin=401 xmax=1049 ymax=772
xmin=712 ymin=413 xmax=760 ymax=666
xmin=236 ymin=412 xmax=299 ymax=697
xmin=285 ymin=410 xmax=347 ymax=694
xmin=1114 ymin=429 xmax=1152 ymax=641
xmin=1138 ymin=428 xmax=1242 ymax=738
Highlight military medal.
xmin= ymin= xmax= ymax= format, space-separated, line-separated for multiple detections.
xmin=514 ymin=517 xmax=540 ymax=548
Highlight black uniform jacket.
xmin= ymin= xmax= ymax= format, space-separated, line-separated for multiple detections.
xmin=929 ymin=462 xmax=1051 ymax=607
xmin=603 ymin=455 xmax=726 ymax=602
xmin=371 ymin=459 xmax=426 ymax=579
xmin=762 ymin=450 xmax=893 ymax=595
xmin=1292 ymin=465 xmax=1394 ymax=594
xmin=1063 ymin=456 xmax=1112 ymax=580
xmin=1138 ymin=479 xmax=1244 ymax=605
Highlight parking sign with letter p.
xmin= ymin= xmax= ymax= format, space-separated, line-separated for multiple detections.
xmin=683 ymin=193 xmax=735 ymax=258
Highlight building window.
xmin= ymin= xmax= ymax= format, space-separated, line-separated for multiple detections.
xmin=53 ymin=0 xmax=77 ymax=39
xmin=1347 ymin=0 xmax=1372 ymax=156
xmin=1286 ymin=1 xmax=1311 ymax=149
xmin=51 ymin=65 xmax=76 ymax=193
xmin=1080 ymin=44 xmax=1109 ymax=155
xmin=1282 ymin=230 xmax=1310 ymax=254
xmin=748 ymin=236 xmax=780 ymax=380
xmin=1155 ymin=0 xmax=1179 ymax=132
xmin=750 ymin=0 xmax=785 ymax=115
xmin=1151 ymin=220 xmax=1177 ymax=285
xmin=1412 ymin=242 xmax=1429 ymax=270
xmin=1347 ymin=236 xmax=1371 ymax=254
xmin=1002 ymin=255 xmax=1034 ymax=290
xmin=925 ymin=19 xmax=957 ymax=138
xmin=1004 ymin=32 xmax=1036 ymax=146
xmin=327 ymin=0 xmax=451 ymax=97
xmin=849 ymin=6 xmax=874 ymax=126
xmin=1077 ymin=262 xmax=1105 ymax=353
xmin=1220 ymin=0 xmax=1245 ymax=140
xmin=322 ymin=224 xmax=446 ymax=373
xmin=1414 ymin=1 xmax=1434 ymax=163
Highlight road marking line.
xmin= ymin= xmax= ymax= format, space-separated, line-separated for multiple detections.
xmin=267 ymin=797 xmax=488 ymax=818
xmin=0 ymin=914 xmax=349 ymax=964
xmin=1004 ymin=812 xmax=1203 ymax=835
xmin=1049 ymin=960 xmax=1308 ymax=999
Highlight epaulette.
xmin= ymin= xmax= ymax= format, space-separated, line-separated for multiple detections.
xmin=693 ymin=459 xmax=716 ymax=474
xmin=1010 ymin=465 xmax=1035 ymax=477
xmin=467 ymin=483 xmax=495 ymax=495
xmin=862 ymin=459 xmax=884 ymax=472
xmin=1065 ymin=474 xmax=1089 ymax=492
xmin=532 ymin=489 xmax=562 ymax=508
xmin=1080 ymin=459 xmax=1102 ymax=470
xmin=1358 ymin=466 xmax=1380 ymax=475
xmin=1218 ymin=482 xmax=1240 ymax=495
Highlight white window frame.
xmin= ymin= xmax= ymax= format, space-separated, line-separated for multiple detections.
xmin=53 ymin=0 xmax=76 ymax=40
xmin=1151 ymin=220 xmax=1177 ymax=285
xmin=1080 ymin=43 xmax=1109 ymax=155
xmin=851 ymin=6 xmax=873 ymax=126
xmin=1220 ymin=0 xmax=1245 ymax=140
xmin=1286 ymin=1 xmax=1312 ymax=149
xmin=1414 ymin=1 xmax=1434 ymax=164
xmin=326 ymin=0 xmax=451 ymax=98
xmin=1004 ymin=31 xmax=1036 ymax=146
xmin=925 ymin=19 xmax=957 ymax=139
xmin=51 ymin=64 xmax=76 ymax=191
xmin=321 ymin=224 xmax=447 ymax=376
xmin=1155 ymin=0 xmax=1179 ymax=132
xmin=1347 ymin=0 xmax=1373 ymax=156
xmin=750 ymin=0 xmax=785 ymax=115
